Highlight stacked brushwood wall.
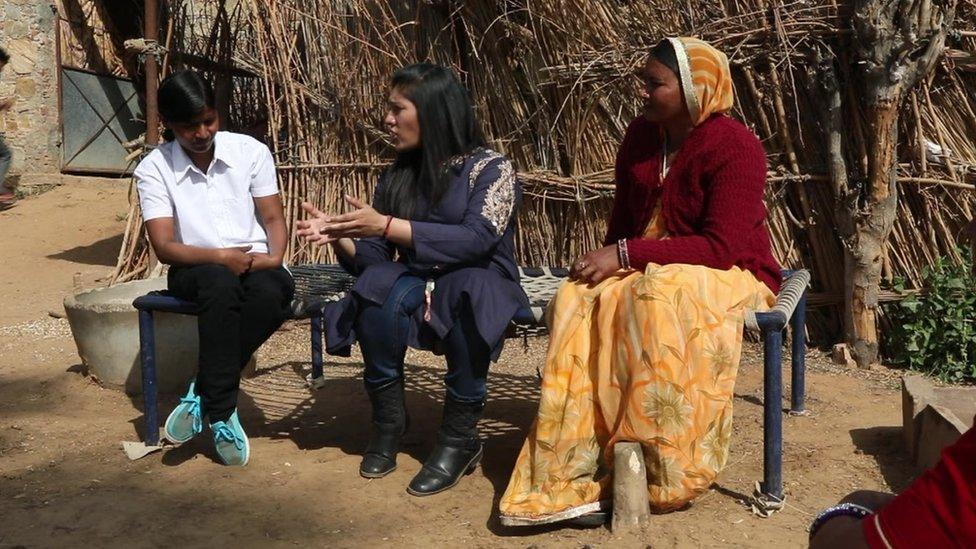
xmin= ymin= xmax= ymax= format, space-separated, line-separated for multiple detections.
xmin=117 ymin=0 xmax=976 ymax=355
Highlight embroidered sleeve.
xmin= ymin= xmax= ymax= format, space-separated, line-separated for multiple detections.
xmin=468 ymin=152 xmax=517 ymax=236
xmin=409 ymin=150 xmax=520 ymax=267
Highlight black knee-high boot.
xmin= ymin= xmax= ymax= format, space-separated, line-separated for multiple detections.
xmin=407 ymin=396 xmax=484 ymax=496
xmin=360 ymin=379 xmax=408 ymax=478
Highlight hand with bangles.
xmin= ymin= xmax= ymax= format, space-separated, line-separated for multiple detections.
xmin=569 ymin=244 xmax=620 ymax=284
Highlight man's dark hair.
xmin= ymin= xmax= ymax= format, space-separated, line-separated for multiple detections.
xmin=375 ymin=63 xmax=485 ymax=219
xmin=158 ymin=70 xmax=215 ymax=123
xmin=0 ymin=47 xmax=10 ymax=64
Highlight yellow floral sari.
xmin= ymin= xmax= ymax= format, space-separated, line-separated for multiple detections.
xmin=498 ymin=37 xmax=775 ymax=524
xmin=498 ymin=259 xmax=773 ymax=523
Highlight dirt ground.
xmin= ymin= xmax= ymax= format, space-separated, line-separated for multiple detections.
xmin=0 ymin=177 xmax=916 ymax=548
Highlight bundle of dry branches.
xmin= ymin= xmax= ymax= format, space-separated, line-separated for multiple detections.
xmin=116 ymin=0 xmax=976 ymax=346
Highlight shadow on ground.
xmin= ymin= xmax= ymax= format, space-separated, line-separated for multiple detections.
xmin=111 ymin=352 xmax=822 ymax=538
xmin=47 ymin=233 xmax=123 ymax=267
xmin=850 ymin=426 xmax=915 ymax=492
xmin=121 ymin=359 xmax=544 ymax=512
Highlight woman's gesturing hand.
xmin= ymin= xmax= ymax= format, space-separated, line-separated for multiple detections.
xmin=296 ymin=201 xmax=333 ymax=244
xmin=318 ymin=195 xmax=389 ymax=239
xmin=570 ymin=244 xmax=621 ymax=284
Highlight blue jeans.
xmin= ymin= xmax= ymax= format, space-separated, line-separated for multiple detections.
xmin=356 ymin=275 xmax=491 ymax=403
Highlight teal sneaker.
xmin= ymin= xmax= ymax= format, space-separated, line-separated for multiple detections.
xmin=211 ymin=410 xmax=250 ymax=466
xmin=163 ymin=381 xmax=203 ymax=444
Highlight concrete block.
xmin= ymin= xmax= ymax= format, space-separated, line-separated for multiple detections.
xmin=902 ymin=374 xmax=976 ymax=470
xmin=902 ymin=374 xmax=936 ymax=458
xmin=932 ymin=387 xmax=976 ymax=431
xmin=914 ymin=404 xmax=969 ymax=472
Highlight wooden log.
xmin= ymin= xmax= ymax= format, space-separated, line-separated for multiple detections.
xmin=144 ymin=0 xmax=160 ymax=148
xmin=611 ymin=442 xmax=650 ymax=533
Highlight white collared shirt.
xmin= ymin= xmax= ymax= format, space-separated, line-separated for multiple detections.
xmin=134 ymin=131 xmax=279 ymax=254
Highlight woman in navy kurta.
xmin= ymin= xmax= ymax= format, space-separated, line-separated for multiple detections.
xmin=298 ymin=63 xmax=527 ymax=496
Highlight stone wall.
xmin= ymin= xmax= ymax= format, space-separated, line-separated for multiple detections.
xmin=0 ymin=1 xmax=61 ymax=184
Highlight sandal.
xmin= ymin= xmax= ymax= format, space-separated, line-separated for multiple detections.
xmin=0 ymin=193 xmax=17 ymax=210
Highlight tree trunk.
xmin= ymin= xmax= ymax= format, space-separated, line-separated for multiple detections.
xmin=848 ymin=0 xmax=956 ymax=367
xmin=848 ymin=101 xmax=899 ymax=367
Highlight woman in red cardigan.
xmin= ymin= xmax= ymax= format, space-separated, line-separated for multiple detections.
xmin=499 ymin=37 xmax=782 ymax=525
xmin=809 ymin=418 xmax=976 ymax=548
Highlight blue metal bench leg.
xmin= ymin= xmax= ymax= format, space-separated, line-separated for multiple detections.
xmin=138 ymin=309 xmax=160 ymax=446
xmin=311 ymin=312 xmax=324 ymax=381
xmin=762 ymin=326 xmax=783 ymax=499
xmin=790 ymin=291 xmax=807 ymax=413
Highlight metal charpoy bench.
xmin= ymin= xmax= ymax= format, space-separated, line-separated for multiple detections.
xmin=286 ymin=264 xmax=570 ymax=390
xmin=132 ymin=264 xmax=809 ymax=512
xmin=130 ymin=264 xmax=570 ymax=450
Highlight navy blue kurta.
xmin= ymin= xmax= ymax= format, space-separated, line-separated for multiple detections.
xmin=324 ymin=148 xmax=529 ymax=361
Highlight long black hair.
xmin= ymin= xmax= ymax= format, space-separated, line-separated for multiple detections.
xmin=158 ymin=70 xmax=215 ymax=124
xmin=375 ymin=63 xmax=485 ymax=219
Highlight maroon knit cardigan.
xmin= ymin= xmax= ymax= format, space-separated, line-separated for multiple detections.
xmin=604 ymin=114 xmax=782 ymax=293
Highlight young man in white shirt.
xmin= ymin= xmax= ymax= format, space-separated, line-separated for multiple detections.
xmin=134 ymin=70 xmax=294 ymax=466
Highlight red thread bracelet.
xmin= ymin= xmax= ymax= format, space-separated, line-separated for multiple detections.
xmin=382 ymin=215 xmax=394 ymax=238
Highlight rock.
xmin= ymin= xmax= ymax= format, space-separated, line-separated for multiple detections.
xmin=831 ymin=343 xmax=854 ymax=367
xmin=5 ymin=22 xmax=29 ymax=41
xmin=15 ymin=113 xmax=31 ymax=130
xmin=6 ymin=38 xmax=38 ymax=74
xmin=48 ymin=309 xmax=66 ymax=319
xmin=35 ymin=2 xmax=55 ymax=27
xmin=15 ymin=77 xmax=36 ymax=99
xmin=5 ymin=4 xmax=22 ymax=22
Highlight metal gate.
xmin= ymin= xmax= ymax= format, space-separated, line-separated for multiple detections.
xmin=60 ymin=67 xmax=145 ymax=174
